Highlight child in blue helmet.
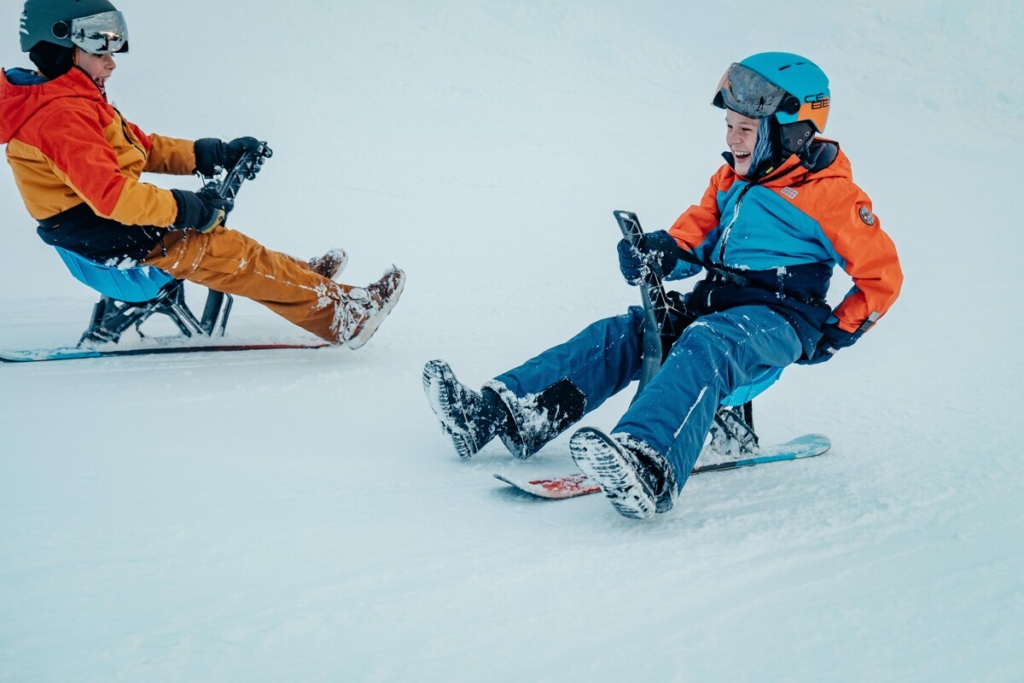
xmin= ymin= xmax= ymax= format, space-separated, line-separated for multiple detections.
xmin=424 ymin=53 xmax=903 ymax=520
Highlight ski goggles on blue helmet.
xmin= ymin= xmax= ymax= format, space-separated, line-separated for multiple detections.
xmin=712 ymin=62 xmax=800 ymax=120
xmin=51 ymin=10 xmax=128 ymax=54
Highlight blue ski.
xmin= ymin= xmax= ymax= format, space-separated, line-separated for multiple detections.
xmin=0 ymin=341 xmax=329 ymax=363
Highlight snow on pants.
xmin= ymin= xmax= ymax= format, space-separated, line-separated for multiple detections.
xmin=493 ymin=306 xmax=648 ymax=419
xmin=141 ymin=226 xmax=347 ymax=342
xmin=494 ymin=305 xmax=802 ymax=490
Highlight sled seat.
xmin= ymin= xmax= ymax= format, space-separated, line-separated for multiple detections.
xmin=56 ymin=246 xmax=175 ymax=303
xmin=55 ymin=247 xmax=233 ymax=346
xmin=721 ymin=366 xmax=783 ymax=407
xmin=706 ymin=366 xmax=785 ymax=458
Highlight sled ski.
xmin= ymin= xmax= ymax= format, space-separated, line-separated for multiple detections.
xmin=0 ymin=340 xmax=329 ymax=363
xmin=494 ymin=433 xmax=832 ymax=500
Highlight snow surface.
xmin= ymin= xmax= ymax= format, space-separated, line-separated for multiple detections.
xmin=2 ymin=1 xmax=1024 ymax=681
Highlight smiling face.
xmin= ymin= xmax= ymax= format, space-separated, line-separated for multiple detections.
xmin=74 ymin=49 xmax=117 ymax=91
xmin=725 ymin=109 xmax=760 ymax=176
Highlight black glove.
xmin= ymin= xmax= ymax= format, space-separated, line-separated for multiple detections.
xmin=171 ymin=187 xmax=234 ymax=233
xmin=617 ymin=230 xmax=681 ymax=286
xmin=799 ymin=322 xmax=861 ymax=365
xmin=194 ymin=136 xmax=262 ymax=176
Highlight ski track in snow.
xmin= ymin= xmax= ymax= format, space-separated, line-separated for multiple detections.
xmin=2 ymin=1 xmax=1024 ymax=681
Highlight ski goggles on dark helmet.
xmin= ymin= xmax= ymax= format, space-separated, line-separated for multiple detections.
xmin=51 ymin=11 xmax=129 ymax=55
xmin=712 ymin=62 xmax=799 ymax=119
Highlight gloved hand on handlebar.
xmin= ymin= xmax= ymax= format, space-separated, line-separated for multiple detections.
xmin=171 ymin=186 xmax=234 ymax=234
xmin=617 ymin=230 xmax=690 ymax=286
xmin=194 ymin=136 xmax=263 ymax=176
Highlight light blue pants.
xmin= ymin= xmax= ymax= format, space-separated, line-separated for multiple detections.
xmin=494 ymin=305 xmax=801 ymax=491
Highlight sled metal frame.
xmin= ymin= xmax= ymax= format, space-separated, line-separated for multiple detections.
xmin=78 ymin=281 xmax=233 ymax=345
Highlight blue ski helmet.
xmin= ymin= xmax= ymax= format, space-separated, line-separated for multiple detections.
xmin=713 ymin=52 xmax=830 ymax=133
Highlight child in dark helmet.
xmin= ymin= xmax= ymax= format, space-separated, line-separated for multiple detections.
xmin=423 ymin=52 xmax=903 ymax=520
xmin=1 ymin=0 xmax=404 ymax=348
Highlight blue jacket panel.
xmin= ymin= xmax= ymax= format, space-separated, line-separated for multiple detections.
xmin=713 ymin=182 xmax=843 ymax=270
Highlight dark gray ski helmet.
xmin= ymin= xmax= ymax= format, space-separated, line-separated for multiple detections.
xmin=20 ymin=0 xmax=128 ymax=54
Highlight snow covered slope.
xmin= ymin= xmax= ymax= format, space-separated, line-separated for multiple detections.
xmin=2 ymin=1 xmax=1023 ymax=681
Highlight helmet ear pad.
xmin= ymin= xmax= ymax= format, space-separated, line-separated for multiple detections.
xmin=779 ymin=120 xmax=816 ymax=156
xmin=29 ymin=42 xmax=75 ymax=79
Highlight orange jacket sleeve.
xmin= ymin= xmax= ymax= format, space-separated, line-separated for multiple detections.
xmin=142 ymin=130 xmax=197 ymax=176
xmin=818 ymin=186 xmax=903 ymax=333
xmin=668 ymin=170 xmax=726 ymax=251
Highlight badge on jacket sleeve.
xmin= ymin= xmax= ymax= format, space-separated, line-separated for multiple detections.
xmin=858 ymin=205 xmax=876 ymax=226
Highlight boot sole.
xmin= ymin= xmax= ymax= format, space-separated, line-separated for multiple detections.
xmin=422 ymin=360 xmax=480 ymax=459
xmin=346 ymin=268 xmax=406 ymax=350
xmin=570 ymin=427 xmax=656 ymax=520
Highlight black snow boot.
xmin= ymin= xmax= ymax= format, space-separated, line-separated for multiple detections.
xmin=422 ymin=360 xmax=512 ymax=459
xmin=482 ymin=377 xmax=587 ymax=459
xmin=569 ymin=428 xmax=677 ymax=519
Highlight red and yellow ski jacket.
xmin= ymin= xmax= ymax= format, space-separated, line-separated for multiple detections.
xmin=667 ymin=142 xmax=902 ymax=349
xmin=0 ymin=66 xmax=193 ymax=228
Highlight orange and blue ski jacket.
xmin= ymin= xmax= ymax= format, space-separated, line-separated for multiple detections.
xmin=667 ymin=142 xmax=902 ymax=355
xmin=0 ymin=66 xmax=195 ymax=261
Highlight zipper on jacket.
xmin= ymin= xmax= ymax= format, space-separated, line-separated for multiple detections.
xmin=715 ymin=183 xmax=753 ymax=265
xmin=115 ymin=108 xmax=146 ymax=157
xmin=714 ymin=161 xmax=803 ymax=267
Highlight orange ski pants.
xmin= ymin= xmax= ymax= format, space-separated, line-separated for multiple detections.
xmin=142 ymin=226 xmax=347 ymax=342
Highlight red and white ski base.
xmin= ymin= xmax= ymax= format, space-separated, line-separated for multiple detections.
xmin=493 ymin=472 xmax=600 ymax=499
xmin=494 ymin=433 xmax=832 ymax=500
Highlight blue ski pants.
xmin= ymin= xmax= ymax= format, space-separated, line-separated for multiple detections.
xmin=493 ymin=305 xmax=802 ymax=491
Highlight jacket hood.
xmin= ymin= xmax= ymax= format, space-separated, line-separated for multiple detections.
xmin=0 ymin=66 xmax=104 ymax=145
